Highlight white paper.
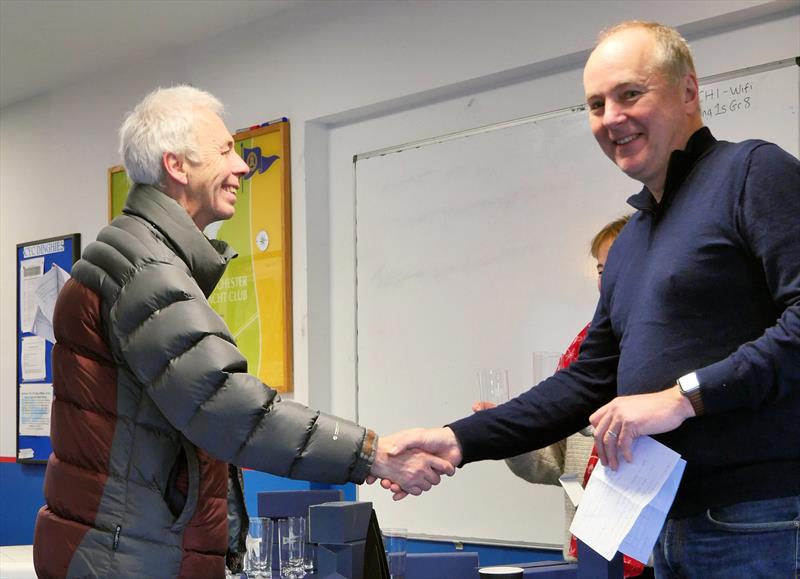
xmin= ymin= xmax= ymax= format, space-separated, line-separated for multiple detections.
xmin=21 ymin=336 xmax=47 ymax=381
xmin=42 ymin=264 xmax=69 ymax=314
xmin=30 ymin=263 xmax=70 ymax=343
xmin=20 ymin=257 xmax=45 ymax=333
xmin=32 ymin=307 xmax=56 ymax=344
xmin=559 ymin=473 xmax=585 ymax=507
xmin=569 ymin=436 xmax=685 ymax=562
xmin=619 ymin=459 xmax=686 ymax=562
xmin=19 ymin=383 xmax=53 ymax=436
xmin=17 ymin=448 xmax=34 ymax=460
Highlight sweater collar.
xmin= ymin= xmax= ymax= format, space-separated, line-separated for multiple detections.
xmin=627 ymin=126 xmax=717 ymax=214
xmin=122 ymin=184 xmax=237 ymax=297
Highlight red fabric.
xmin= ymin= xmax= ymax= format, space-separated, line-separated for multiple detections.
xmin=33 ymin=506 xmax=91 ymax=579
xmin=35 ymin=278 xmax=231 ymax=577
xmin=180 ymin=449 xmax=229 ymax=556
xmin=35 ymin=280 xmax=115 ymax=578
xmin=556 ymin=324 xmax=590 ymax=371
xmin=561 ymin=325 xmax=646 ymax=577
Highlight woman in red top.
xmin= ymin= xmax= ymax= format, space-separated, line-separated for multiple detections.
xmin=475 ymin=215 xmax=651 ymax=578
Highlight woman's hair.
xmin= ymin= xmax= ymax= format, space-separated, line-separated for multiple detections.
xmin=590 ymin=214 xmax=631 ymax=258
xmin=118 ymin=85 xmax=223 ymax=186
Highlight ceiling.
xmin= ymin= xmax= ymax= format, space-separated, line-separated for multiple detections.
xmin=0 ymin=0 xmax=300 ymax=109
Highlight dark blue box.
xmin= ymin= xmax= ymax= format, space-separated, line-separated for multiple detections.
xmin=257 ymin=489 xmax=343 ymax=519
xmin=309 ymin=501 xmax=372 ymax=544
xmin=406 ymin=552 xmax=480 ymax=579
xmin=317 ymin=540 xmax=366 ymax=579
xmin=518 ymin=561 xmax=578 ymax=578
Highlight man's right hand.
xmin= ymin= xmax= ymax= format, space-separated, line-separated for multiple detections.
xmin=372 ymin=427 xmax=463 ymax=500
xmin=368 ymin=432 xmax=457 ymax=500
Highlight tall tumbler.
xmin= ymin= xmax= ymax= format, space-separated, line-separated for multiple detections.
xmin=246 ymin=517 xmax=274 ymax=578
xmin=278 ymin=516 xmax=306 ymax=578
xmin=383 ymin=528 xmax=407 ymax=579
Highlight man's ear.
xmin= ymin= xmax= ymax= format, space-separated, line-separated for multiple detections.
xmin=163 ymin=151 xmax=189 ymax=185
xmin=682 ymin=72 xmax=700 ymax=112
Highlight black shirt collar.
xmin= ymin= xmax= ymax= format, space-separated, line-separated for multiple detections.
xmin=627 ymin=127 xmax=717 ymax=214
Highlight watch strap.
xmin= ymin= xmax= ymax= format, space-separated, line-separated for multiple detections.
xmin=678 ymin=372 xmax=705 ymax=416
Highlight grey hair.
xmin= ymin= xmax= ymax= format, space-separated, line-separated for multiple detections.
xmin=597 ymin=21 xmax=696 ymax=85
xmin=118 ymin=85 xmax=224 ymax=186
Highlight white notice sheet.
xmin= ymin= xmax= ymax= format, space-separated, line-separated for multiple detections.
xmin=19 ymin=383 xmax=53 ymax=436
xmin=20 ymin=257 xmax=45 ymax=333
xmin=31 ymin=263 xmax=71 ymax=343
xmin=21 ymin=336 xmax=47 ymax=381
xmin=570 ymin=436 xmax=686 ymax=562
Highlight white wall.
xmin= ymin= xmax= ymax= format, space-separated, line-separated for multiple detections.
xmin=1 ymin=0 xmax=798 ymax=456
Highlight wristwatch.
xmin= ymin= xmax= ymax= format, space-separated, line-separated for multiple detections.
xmin=677 ymin=371 xmax=705 ymax=416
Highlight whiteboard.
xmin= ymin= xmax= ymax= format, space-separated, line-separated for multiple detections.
xmin=355 ymin=62 xmax=799 ymax=547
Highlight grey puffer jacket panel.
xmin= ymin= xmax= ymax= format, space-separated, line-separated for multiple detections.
xmin=34 ymin=184 xmax=371 ymax=579
xmin=96 ymin=186 xmax=371 ymax=482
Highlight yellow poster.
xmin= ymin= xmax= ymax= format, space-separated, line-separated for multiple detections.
xmin=108 ymin=121 xmax=293 ymax=392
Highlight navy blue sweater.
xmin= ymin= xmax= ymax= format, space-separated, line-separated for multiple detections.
xmin=449 ymin=128 xmax=800 ymax=517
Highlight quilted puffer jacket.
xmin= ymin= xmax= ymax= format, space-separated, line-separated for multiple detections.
xmin=33 ymin=185 xmax=375 ymax=579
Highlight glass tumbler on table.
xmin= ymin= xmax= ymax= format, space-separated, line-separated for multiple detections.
xmin=383 ymin=527 xmax=407 ymax=579
xmin=278 ymin=516 xmax=306 ymax=578
xmin=246 ymin=516 xmax=274 ymax=578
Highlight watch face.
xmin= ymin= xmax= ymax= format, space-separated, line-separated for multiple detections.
xmin=679 ymin=372 xmax=700 ymax=393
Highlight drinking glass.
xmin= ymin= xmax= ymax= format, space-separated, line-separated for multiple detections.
xmin=246 ymin=517 xmax=274 ymax=578
xmin=303 ymin=542 xmax=317 ymax=574
xmin=383 ymin=528 xmax=407 ymax=579
xmin=278 ymin=516 xmax=306 ymax=578
xmin=477 ymin=369 xmax=510 ymax=407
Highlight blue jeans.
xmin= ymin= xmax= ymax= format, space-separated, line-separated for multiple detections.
xmin=653 ymin=495 xmax=799 ymax=579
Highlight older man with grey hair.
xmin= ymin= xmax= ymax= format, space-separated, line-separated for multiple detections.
xmin=32 ymin=85 xmax=453 ymax=579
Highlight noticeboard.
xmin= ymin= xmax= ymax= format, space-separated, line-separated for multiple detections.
xmin=16 ymin=233 xmax=81 ymax=463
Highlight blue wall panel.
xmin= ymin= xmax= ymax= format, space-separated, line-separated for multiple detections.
xmin=0 ymin=462 xmax=46 ymax=545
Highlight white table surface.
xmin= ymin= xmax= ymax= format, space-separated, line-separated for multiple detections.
xmin=0 ymin=545 xmax=36 ymax=579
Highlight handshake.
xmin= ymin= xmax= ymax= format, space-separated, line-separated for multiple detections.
xmin=366 ymin=427 xmax=462 ymax=501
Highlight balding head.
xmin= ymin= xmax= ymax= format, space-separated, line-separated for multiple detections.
xmin=597 ymin=21 xmax=696 ymax=86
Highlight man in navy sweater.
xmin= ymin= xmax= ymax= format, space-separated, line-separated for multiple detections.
xmin=383 ymin=21 xmax=800 ymax=577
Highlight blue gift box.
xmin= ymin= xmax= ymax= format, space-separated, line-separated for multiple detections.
xmin=406 ymin=552 xmax=480 ymax=579
xmin=517 ymin=560 xmax=578 ymax=577
xmin=256 ymin=489 xmax=343 ymax=519
xmin=308 ymin=501 xmax=373 ymax=544
xmin=317 ymin=540 xmax=366 ymax=579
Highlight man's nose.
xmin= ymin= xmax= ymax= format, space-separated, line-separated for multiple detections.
xmin=603 ymin=100 xmax=626 ymax=128
xmin=233 ymin=151 xmax=249 ymax=176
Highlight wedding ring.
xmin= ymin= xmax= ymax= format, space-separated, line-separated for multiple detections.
xmin=608 ymin=430 xmax=618 ymax=438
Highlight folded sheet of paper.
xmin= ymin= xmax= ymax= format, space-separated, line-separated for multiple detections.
xmin=559 ymin=473 xmax=584 ymax=507
xmin=569 ymin=436 xmax=686 ymax=563
xmin=31 ymin=263 xmax=71 ymax=344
